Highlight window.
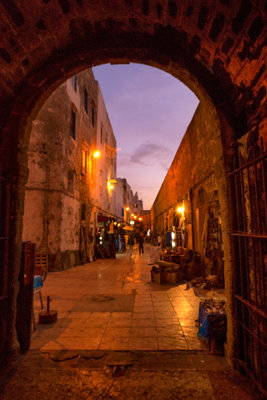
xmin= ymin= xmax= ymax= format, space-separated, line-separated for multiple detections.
xmin=81 ymin=203 xmax=86 ymax=220
xmin=100 ymin=170 xmax=103 ymax=195
xmin=198 ymin=187 xmax=204 ymax=206
xmin=91 ymin=105 xmax=95 ymax=127
xmin=70 ymin=108 xmax=76 ymax=139
xmin=71 ymin=75 xmax=77 ymax=91
xmin=81 ymin=149 xmax=87 ymax=175
xmin=90 ymin=156 xmax=95 ymax=182
xmin=100 ymin=124 xmax=103 ymax=144
xmin=67 ymin=171 xmax=74 ymax=193
xmin=84 ymin=89 xmax=88 ymax=114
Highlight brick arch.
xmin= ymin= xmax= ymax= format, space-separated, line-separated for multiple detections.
xmin=0 ymin=0 xmax=266 ymax=379
xmin=0 ymin=0 xmax=265 ymax=152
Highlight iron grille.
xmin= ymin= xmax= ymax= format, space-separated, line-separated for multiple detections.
xmin=228 ymin=150 xmax=267 ymax=396
xmin=0 ymin=177 xmax=10 ymax=362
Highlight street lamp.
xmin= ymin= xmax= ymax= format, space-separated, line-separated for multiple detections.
xmin=93 ymin=150 xmax=100 ymax=158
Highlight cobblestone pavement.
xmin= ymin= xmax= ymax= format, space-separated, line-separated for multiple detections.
xmin=1 ymin=245 xmax=264 ymax=399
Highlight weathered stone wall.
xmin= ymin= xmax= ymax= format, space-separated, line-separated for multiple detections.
xmin=151 ymin=100 xmax=236 ymax=358
xmin=23 ymin=70 xmax=99 ymax=270
xmin=95 ymin=84 xmax=117 ymax=217
xmin=152 ymin=100 xmax=222 ymax=254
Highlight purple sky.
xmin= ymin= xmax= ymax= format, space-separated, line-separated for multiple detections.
xmin=93 ymin=63 xmax=199 ymax=209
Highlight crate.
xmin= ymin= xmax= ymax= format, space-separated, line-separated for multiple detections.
xmin=151 ymin=270 xmax=161 ymax=284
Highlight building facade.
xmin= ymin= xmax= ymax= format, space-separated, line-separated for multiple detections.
xmin=23 ymin=69 xmax=117 ymax=271
xmin=151 ymin=102 xmax=224 ymax=280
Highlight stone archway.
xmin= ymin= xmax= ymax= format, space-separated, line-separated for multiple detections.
xmin=0 ymin=0 xmax=266 ymax=391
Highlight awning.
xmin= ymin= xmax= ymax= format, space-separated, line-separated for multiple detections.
xmin=122 ymin=225 xmax=134 ymax=231
xmin=97 ymin=214 xmax=116 ymax=222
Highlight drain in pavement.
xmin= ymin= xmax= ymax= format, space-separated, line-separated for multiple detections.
xmin=91 ymin=295 xmax=115 ymax=302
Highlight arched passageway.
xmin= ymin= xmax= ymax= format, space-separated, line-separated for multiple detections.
xmin=0 ymin=0 xmax=266 ymax=394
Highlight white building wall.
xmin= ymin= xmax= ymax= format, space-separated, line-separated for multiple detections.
xmin=115 ymin=180 xmax=124 ymax=220
xmin=96 ymin=84 xmax=117 ymax=218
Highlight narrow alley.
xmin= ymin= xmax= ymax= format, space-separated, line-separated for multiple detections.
xmin=31 ymin=244 xmax=203 ymax=352
xmin=1 ymin=245 xmax=261 ymax=400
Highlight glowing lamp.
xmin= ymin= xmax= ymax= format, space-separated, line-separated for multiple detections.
xmin=177 ymin=203 xmax=185 ymax=216
xmin=107 ymin=180 xmax=114 ymax=190
xmin=93 ymin=151 xmax=100 ymax=158
xmin=126 ymin=207 xmax=130 ymax=211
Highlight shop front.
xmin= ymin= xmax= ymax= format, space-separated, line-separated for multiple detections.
xmin=95 ymin=214 xmax=116 ymax=258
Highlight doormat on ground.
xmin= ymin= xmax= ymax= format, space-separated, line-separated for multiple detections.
xmin=72 ymin=294 xmax=135 ymax=312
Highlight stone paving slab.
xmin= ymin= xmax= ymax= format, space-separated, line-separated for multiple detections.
xmin=32 ymin=247 xmax=204 ymax=352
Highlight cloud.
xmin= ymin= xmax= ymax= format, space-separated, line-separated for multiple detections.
xmin=130 ymin=143 xmax=172 ymax=166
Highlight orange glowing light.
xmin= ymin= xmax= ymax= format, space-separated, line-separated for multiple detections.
xmin=126 ymin=207 xmax=130 ymax=211
xmin=93 ymin=151 xmax=100 ymax=158
xmin=177 ymin=203 xmax=185 ymax=216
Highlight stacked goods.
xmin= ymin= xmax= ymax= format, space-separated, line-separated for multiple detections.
xmin=201 ymin=297 xmax=226 ymax=314
xmin=191 ymin=275 xmax=222 ymax=290
xmin=198 ymin=297 xmax=227 ymax=355
xmin=150 ymin=261 xmax=183 ymax=284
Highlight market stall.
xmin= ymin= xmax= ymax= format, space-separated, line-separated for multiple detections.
xmin=198 ymin=297 xmax=227 ymax=355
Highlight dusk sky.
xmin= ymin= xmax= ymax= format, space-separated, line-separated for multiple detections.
xmin=93 ymin=63 xmax=199 ymax=209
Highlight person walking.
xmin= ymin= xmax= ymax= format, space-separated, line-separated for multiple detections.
xmin=127 ymin=233 xmax=135 ymax=257
xmin=138 ymin=233 xmax=144 ymax=254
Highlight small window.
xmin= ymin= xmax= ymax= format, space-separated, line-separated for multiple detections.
xmin=81 ymin=203 xmax=86 ymax=220
xmin=91 ymin=105 xmax=95 ymax=127
xmin=90 ymin=156 xmax=95 ymax=182
xmin=100 ymin=169 xmax=103 ymax=195
xmin=70 ymin=109 xmax=76 ymax=139
xmin=100 ymin=124 xmax=103 ymax=144
xmin=84 ymin=89 xmax=88 ymax=114
xmin=198 ymin=187 xmax=204 ymax=206
xmin=81 ymin=149 xmax=87 ymax=175
xmin=67 ymin=171 xmax=74 ymax=193
xmin=71 ymin=75 xmax=77 ymax=91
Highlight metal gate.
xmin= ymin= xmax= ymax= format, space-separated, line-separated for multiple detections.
xmin=228 ymin=149 xmax=267 ymax=396
xmin=0 ymin=177 xmax=10 ymax=362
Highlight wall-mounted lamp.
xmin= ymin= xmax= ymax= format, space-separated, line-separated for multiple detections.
xmin=107 ymin=181 xmax=114 ymax=190
xmin=93 ymin=151 xmax=100 ymax=158
xmin=176 ymin=203 xmax=185 ymax=217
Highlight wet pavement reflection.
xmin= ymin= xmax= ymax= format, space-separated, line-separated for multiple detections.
xmin=32 ymin=244 xmax=206 ymax=352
